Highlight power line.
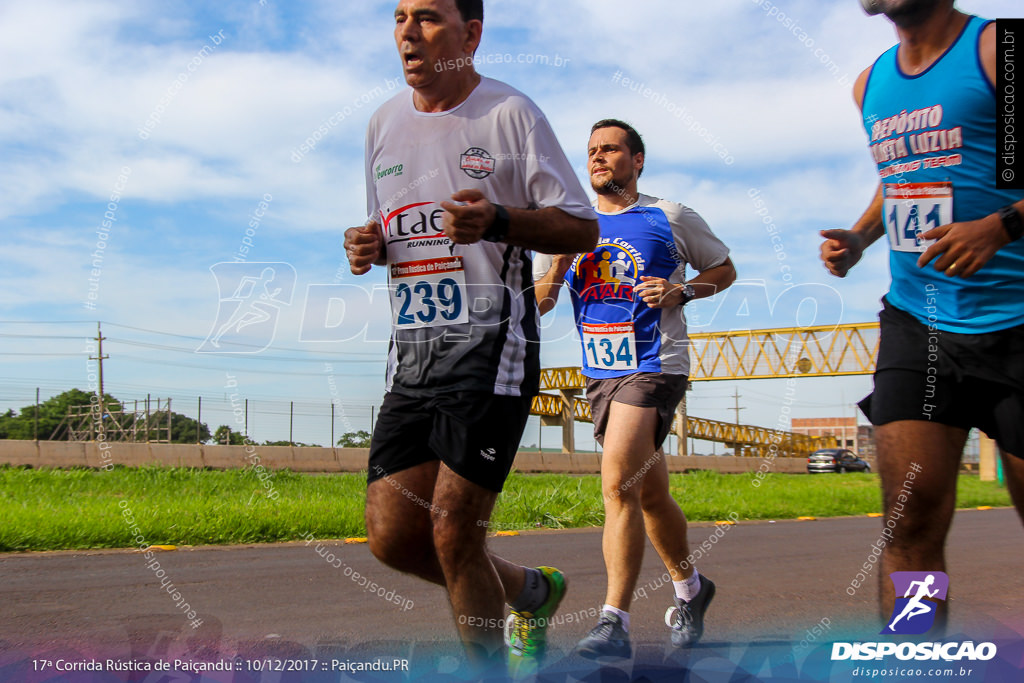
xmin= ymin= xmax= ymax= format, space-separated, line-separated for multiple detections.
xmin=0 ymin=334 xmax=89 ymax=339
xmin=106 ymin=337 xmax=377 ymax=363
xmin=0 ymin=353 xmax=84 ymax=356
xmin=0 ymin=332 xmax=382 ymax=362
xmin=101 ymin=321 xmax=382 ymax=356
xmin=115 ymin=355 xmax=382 ymax=376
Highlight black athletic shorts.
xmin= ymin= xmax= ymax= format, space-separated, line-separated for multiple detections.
xmin=366 ymin=390 xmax=533 ymax=493
xmin=858 ymin=298 xmax=1024 ymax=457
xmin=586 ymin=373 xmax=688 ymax=449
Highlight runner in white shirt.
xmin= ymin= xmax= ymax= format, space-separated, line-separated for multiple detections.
xmin=344 ymin=0 xmax=598 ymax=676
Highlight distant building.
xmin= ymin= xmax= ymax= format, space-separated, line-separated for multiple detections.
xmin=791 ymin=417 xmax=875 ymax=458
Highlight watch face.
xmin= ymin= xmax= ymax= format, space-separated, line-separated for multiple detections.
xmin=1001 ymin=206 xmax=1024 ymax=240
xmin=482 ymin=204 xmax=510 ymax=242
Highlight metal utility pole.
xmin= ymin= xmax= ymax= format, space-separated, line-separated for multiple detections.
xmin=90 ymin=322 xmax=109 ymax=409
xmin=730 ymin=388 xmax=744 ymax=428
xmin=677 ymin=393 xmax=688 ymax=456
xmin=730 ymin=388 xmax=745 ymax=455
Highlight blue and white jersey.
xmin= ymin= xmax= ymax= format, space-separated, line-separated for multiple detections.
xmin=863 ymin=15 xmax=1024 ymax=333
xmin=538 ymin=194 xmax=729 ymax=379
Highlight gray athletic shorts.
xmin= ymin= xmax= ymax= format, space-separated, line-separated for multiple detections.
xmin=585 ymin=373 xmax=688 ymax=448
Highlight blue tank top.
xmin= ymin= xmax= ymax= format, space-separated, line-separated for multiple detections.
xmin=863 ymin=15 xmax=1024 ymax=333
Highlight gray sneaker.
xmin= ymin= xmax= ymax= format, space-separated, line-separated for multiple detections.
xmin=665 ymin=576 xmax=716 ymax=647
xmin=576 ymin=610 xmax=632 ymax=660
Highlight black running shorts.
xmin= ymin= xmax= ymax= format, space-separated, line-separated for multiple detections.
xmin=859 ymin=298 xmax=1024 ymax=457
xmin=366 ymin=390 xmax=533 ymax=493
xmin=586 ymin=372 xmax=688 ymax=449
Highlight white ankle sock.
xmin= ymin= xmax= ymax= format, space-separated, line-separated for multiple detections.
xmin=674 ymin=570 xmax=701 ymax=602
xmin=601 ymin=604 xmax=630 ymax=632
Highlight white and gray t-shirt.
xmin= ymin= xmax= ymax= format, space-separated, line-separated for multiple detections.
xmin=534 ymin=195 xmax=730 ymax=378
xmin=365 ymin=77 xmax=595 ymax=397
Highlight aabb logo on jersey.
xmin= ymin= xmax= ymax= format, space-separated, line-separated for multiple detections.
xmin=460 ymin=147 xmax=495 ymax=179
xmin=380 ymin=201 xmax=447 ymax=246
xmin=575 ymin=243 xmax=641 ymax=302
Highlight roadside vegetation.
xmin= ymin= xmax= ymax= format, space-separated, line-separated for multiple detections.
xmin=0 ymin=465 xmax=1011 ymax=551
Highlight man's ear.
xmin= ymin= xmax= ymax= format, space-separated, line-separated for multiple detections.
xmin=463 ymin=19 xmax=482 ymax=55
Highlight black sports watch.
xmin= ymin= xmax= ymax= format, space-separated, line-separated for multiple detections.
xmin=998 ymin=204 xmax=1023 ymax=242
xmin=482 ymin=203 xmax=510 ymax=243
xmin=679 ymin=283 xmax=697 ymax=305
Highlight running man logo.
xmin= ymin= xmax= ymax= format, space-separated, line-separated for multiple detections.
xmin=576 ymin=244 xmax=640 ymax=303
xmin=197 ymin=263 xmax=296 ymax=353
xmin=880 ymin=571 xmax=949 ymax=635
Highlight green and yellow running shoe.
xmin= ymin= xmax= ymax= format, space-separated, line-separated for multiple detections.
xmin=507 ymin=566 xmax=567 ymax=678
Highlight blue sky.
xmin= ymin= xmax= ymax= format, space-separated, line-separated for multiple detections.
xmin=1 ymin=0 xmax=1016 ymax=449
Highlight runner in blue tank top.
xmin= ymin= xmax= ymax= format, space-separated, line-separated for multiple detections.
xmin=819 ymin=0 xmax=1024 ymax=632
xmin=535 ymin=120 xmax=735 ymax=657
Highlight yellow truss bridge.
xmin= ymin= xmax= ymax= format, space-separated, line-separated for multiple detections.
xmin=531 ymin=322 xmax=880 ymax=457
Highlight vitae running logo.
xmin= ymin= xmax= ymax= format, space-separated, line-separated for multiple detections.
xmin=881 ymin=571 xmax=949 ymax=635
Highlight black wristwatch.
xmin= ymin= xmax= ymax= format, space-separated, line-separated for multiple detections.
xmin=482 ymin=203 xmax=511 ymax=243
xmin=998 ymin=204 xmax=1023 ymax=242
xmin=679 ymin=283 xmax=697 ymax=305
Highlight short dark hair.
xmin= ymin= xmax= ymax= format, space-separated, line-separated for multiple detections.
xmin=455 ymin=0 xmax=483 ymax=23
xmin=591 ymin=119 xmax=645 ymax=177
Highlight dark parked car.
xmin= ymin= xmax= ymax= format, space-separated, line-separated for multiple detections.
xmin=807 ymin=448 xmax=871 ymax=474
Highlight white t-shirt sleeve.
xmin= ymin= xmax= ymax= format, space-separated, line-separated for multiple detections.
xmin=532 ymin=252 xmax=554 ymax=282
xmin=364 ymin=117 xmax=380 ymax=223
xmin=521 ymin=116 xmax=595 ymax=221
xmin=665 ymin=202 xmax=730 ymax=273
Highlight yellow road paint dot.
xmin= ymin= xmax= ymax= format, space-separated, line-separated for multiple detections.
xmin=797 ymin=516 xmax=817 ymax=521
xmin=715 ymin=521 xmax=736 ymax=525
xmin=496 ymin=531 xmax=520 ymax=537
xmin=344 ymin=537 xmax=368 ymax=544
xmin=150 ymin=545 xmax=177 ymax=551
xmin=977 ymin=506 xmax=992 ymax=511
xmin=867 ymin=513 xmax=883 ymax=518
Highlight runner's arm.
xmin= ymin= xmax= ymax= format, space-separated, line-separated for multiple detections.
xmin=637 ymin=257 xmax=736 ymax=308
xmin=820 ymin=66 xmax=886 ymax=278
xmin=914 ymin=24 xmax=1022 ymax=278
xmin=535 ymin=254 xmax=576 ymax=315
xmin=442 ymin=189 xmax=599 ymax=253
xmin=687 ymin=257 xmax=736 ymax=301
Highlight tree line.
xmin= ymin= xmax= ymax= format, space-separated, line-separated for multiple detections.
xmin=0 ymin=389 xmax=371 ymax=447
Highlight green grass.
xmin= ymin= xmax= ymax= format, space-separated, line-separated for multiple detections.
xmin=0 ymin=465 xmax=1013 ymax=552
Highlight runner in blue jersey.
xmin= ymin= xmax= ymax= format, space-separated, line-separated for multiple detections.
xmin=535 ymin=120 xmax=735 ymax=658
xmin=820 ymin=0 xmax=1024 ymax=630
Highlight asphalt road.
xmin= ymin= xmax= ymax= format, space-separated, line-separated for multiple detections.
xmin=2 ymin=509 xmax=1022 ymax=680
